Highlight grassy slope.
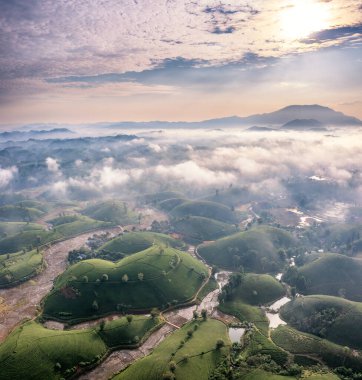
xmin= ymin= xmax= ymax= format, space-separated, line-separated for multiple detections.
xmin=272 ymin=325 xmax=362 ymax=371
xmin=219 ymin=274 xmax=285 ymax=336
xmin=320 ymin=223 xmax=362 ymax=249
xmin=171 ymin=200 xmax=238 ymax=224
xmin=43 ymin=246 xmax=208 ymax=322
xmin=238 ymin=369 xmax=337 ymax=380
xmin=142 ymin=191 xmax=185 ymax=205
xmin=157 ymin=197 xmax=188 ymax=212
xmin=231 ymin=273 xmax=285 ymax=306
xmin=289 ymin=253 xmax=362 ymax=302
xmin=114 ymin=319 xmax=230 ymax=380
xmin=82 ymin=200 xmax=138 ymax=225
xmin=0 ymin=205 xmax=44 ymax=222
xmin=0 ymin=222 xmax=44 ymax=238
xmin=14 ymin=200 xmax=51 ymax=213
xmin=0 ymin=249 xmax=43 ymax=286
xmin=280 ymin=295 xmax=362 ymax=349
xmin=199 ymin=226 xmax=295 ymax=272
xmin=173 ymin=216 xmax=238 ymax=242
xmin=97 ymin=231 xmax=186 ymax=255
xmin=0 ymin=215 xmax=110 ymax=254
xmin=0 ymin=316 xmax=160 ymax=380
xmin=237 ymin=369 xmax=295 ymax=380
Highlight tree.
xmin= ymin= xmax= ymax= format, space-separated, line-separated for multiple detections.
xmin=291 ymin=287 xmax=296 ymax=298
xmin=169 ymin=361 xmax=177 ymax=372
xmin=193 ymin=310 xmax=199 ymax=320
xmin=201 ymin=309 xmax=207 ymax=321
xmin=216 ymin=339 xmax=225 ymax=349
xmin=122 ymin=274 xmax=129 ymax=282
xmin=82 ymin=275 xmax=88 ymax=283
xmin=126 ymin=315 xmax=133 ymax=324
xmin=138 ymin=272 xmax=144 ymax=281
xmin=150 ymin=308 xmax=159 ymax=319
xmin=99 ymin=320 xmax=105 ymax=331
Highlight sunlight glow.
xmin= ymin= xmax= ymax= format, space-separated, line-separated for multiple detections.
xmin=280 ymin=0 xmax=331 ymax=40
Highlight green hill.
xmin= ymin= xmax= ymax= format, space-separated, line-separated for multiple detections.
xmin=321 ymin=223 xmax=362 ymax=249
xmin=157 ymin=197 xmax=188 ymax=212
xmin=305 ymin=223 xmax=362 ymax=254
xmin=280 ymin=295 xmax=362 ymax=350
xmin=82 ymin=200 xmax=137 ymax=225
xmin=199 ymin=226 xmax=295 ymax=272
xmin=0 ymin=316 xmax=161 ymax=380
xmin=0 ymin=222 xmax=44 ymax=239
xmin=235 ymin=369 xmax=338 ymax=380
xmin=171 ymin=200 xmax=238 ymax=224
xmin=42 ymin=246 xmax=209 ymax=323
xmin=203 ymin=187 xmax=253 ymax=208
xmin=173 ymin=216 xmax=238 ymax=243
xmin=142 ymin=191 xmax=185 ymax=205
xmin=219 ymin=273 xmax=285 ymax=335
xmin=0 ymin=249 xmax=43 ymax=287
xmin=272 ymin=325 xmax=362 ymax=372
xmin=113 ymin=319 xmax=230 ymax=380
xmin=0 ymin=215 xmax=110 ymax=254
xmin=0 ymin=205 xmax=44 ymax=222
xmin=224 ymin=273 xmax=285 ymax=306
xmin=97 ymin=232 xmax=186 ymax=256
xmin=14 ymin=200 xmax=51 ymax=213
xmin=283 ymin=253 xmax=362 ymax=301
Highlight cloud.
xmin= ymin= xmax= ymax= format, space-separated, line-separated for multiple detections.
xmin=0 ymin=0 xmax=361 ymax=123
xmin=45 ymin=157 xmax=60 ymax=173
xmin=32 ymin=127 xmax=362 ymax=203
xmin=0 ymin=166 xmax=17 ymax=188
xmin=302 ymin=23 xmax=362 ymax=44
xmin=154 ymin=160 xmax=236 ymax=187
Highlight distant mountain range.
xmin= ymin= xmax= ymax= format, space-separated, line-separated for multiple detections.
xmin=103 ymin=105 xmax=362 ymax=129
xmin=240 ymin=105 xmax=362 ymax=126
xmin=4 ymin=105 xmax=361 ymax=134
xmin=0 ymin=128 xmax=74 ymax=141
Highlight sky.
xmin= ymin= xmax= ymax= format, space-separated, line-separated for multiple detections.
xmin=0 ymin=0 xmax=361 ymax=124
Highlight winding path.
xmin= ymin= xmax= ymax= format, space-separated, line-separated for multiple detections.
xmin=0 ymin=227 xmax=122 ymax=343
xmin=76 ymin=270 xmax=236 ymax=380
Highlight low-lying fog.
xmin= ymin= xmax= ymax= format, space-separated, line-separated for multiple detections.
xmin=0 ymin=126 xmax=362 ymax=211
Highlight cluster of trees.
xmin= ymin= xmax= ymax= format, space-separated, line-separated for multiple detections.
xmin=289 ymin=307 xmax=338 ymax=338
xmin=209 ymin=353 xmax=308 ymax=380
xmin=151 ymin=220 xmax=172 ymax=234
xmin=219 ymin=271 xmax=245 ymax=302
xmin=282 ymin=266 xmax=307 ymax=292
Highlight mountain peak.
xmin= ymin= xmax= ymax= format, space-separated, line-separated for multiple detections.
xmin=242 ymin=104 xmax=362 ymax=126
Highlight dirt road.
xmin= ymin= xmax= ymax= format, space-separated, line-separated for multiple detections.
xmin=0 ymin=227 xmax=121 ymax=342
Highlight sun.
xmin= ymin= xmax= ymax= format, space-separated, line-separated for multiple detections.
xmin=280 ymin=0 xmax=331 ymax=41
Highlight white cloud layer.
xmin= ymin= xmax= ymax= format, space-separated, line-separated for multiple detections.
xmin=46 ymin=157 xmax=60 ymax=173
xmin=0 ymin=166 xmax=18 ymax=188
